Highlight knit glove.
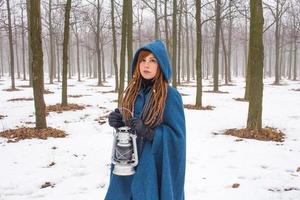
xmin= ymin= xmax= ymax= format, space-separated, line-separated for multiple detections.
xmin=108 ymin=108 xmax=125 ymax=128
xmin=129 ymin=117 xmax=154 ymax=141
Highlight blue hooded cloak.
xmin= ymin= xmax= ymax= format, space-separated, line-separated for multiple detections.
xmin=105 ymin=40 xmax=186 ymax=200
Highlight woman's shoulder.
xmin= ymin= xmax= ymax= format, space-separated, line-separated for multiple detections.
xmin=167 ymin=85 xmax=182 ymax=99
xmin=165 ymin=85 xmax=183 ymax=107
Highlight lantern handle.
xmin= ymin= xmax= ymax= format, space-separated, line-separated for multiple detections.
xmin=118 ymin=107 xmax=133 ymax=123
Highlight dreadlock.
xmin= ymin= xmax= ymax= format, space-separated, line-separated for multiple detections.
xmin=122 ymin=50 xmax=168 ymax=128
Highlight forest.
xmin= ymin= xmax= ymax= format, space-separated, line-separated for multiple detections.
xmin=0 ymin=0 xmax=299 ymax=199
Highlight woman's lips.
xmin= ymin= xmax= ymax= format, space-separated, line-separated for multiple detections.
xmin=143 ymin=70 xmax=151 ymax=74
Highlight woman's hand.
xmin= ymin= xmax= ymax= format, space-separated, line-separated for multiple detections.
xmin=108 ymin=108 xmax=125 ymax=128
xmin=129 ymin=117 xmax=154 ymax=140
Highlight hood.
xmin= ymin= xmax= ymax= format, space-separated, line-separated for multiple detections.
xmin=131 ymin=39 xmax=172 ymax=82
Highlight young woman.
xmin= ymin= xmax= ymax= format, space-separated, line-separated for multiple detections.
xmin=105 ymin=40 xmax=186 ymax=200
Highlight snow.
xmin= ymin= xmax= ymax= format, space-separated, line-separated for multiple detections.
xmin=0 ymin=76 xmax=299 ymax=200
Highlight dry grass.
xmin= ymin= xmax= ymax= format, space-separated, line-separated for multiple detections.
xmin=95 ymin=111 xmax=110 ymax=125
xmin=46 ymin=103 xmax=86 ymax=113
xmin=184 ymin=104 xmax=215 ymax=110
xmin=224 ymin=127 xmax=285 ymax=142
xmin=7 ymin=97 xmax=33 ymax=102
xmin=2 ymin=88 xmax=21 ymax=92
xmin=203 ymin=90 xmax=229 ymax=94
xmin=233 ymin=97 xmax=248 ymax=102
xmin=41 ymin=182 xmax=55 ymax=189
xmin=0 ymin=114 xmax=7 ymax=119
xmin=68 ymin=94 xmax=91 ymax=98
xmin=44 ymin=89 xmax=54 ymax=94
xmin=0 ymin=127 xmax=67 ymax=143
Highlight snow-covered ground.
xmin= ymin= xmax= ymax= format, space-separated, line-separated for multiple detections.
xmin=0 ymin=75 xmax=299 ymax=200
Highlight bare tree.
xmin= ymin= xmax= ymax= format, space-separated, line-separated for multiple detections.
xmin=177 ymin=0 xmax=183 ymax=85
xmin=6 ymin=0 xmax=16 ymax=89
xmin=61 ymin=0 xmax=71 ymax=106
xmin=127 ymin=0 xmax=132 ymax=83
xmin=72 ymin=10 xmax=81 ymax=82
xmin=185 ymin=0 xmax=190 ymax=82
xmin=247 ymin=0 xmax=264 ymax=129
xmin=26 ymin=0 xmax=33 ymax=86
xmin=164 ymin=0 xmax=170 ymax=54
xmin=14 ymin=17 xmax=20 ymax=79
xmin=20 ymin=1 xmax=26 ymax=80
xmin=213 ymin=0 xmax=221 ymax=92
xmin=111 ymin=0 xmax=118 ymax=92
xmin=118 ymin=0 xmax=128 ymax=106
xmin=195 ymin=0 xmax=202 ymax=108
xmin=172 ymin=0 xmax=177 ymax=88
xmin=48 ymin=0 xmax=55 ymax=84
xmin=141 ymin=0 xmax=159 ymax=39
xmin=96 ymin=0 xmax=103 ymax=86
xmin=29 ymin=0 xmax=47 ymax=129
xmin=0 ymin=30 xmax=3 ymax=78
xmin=264 ymin=0 xmax=288 ymax=85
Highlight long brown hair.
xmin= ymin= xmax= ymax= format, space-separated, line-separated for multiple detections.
xmin=122 ymin=50 xmax=168 ymax=128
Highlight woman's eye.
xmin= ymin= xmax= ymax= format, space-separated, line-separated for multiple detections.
xmin=150 ymin=59 xmax=157 ymax=63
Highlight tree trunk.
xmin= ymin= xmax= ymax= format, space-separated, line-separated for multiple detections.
xmin=213 ymin=0 xmax=221 ymax=92
xmin=7 ymin=0 xmax=15 ymax=89
xmin=56 ymin=38 xmax=60 ymax=82
xmin=235 ymin=47 xmax=238 ymax=77
xmin=177 ymin=0 xmax=182 ymax=85
xmin=221 ymin=26 xmax=228 ymax=85
xmin=228 ymin=0 xmax=233 ymax=82
xmin=288 ymin=38 xmax=293 ymax=80
xmin=268 ymin=42 xmax=272 ymax=77
xmin=21 ymin=5 xmax=26 ymax=80
xmin=26 ymin=0 xmax=33 ymax=87
xmin=76 ymin=34 xmax=80 ymax=81
xmin=195 ymin=0 xmax=202 ymax=108
xmin=242 ymin=7 xmax=249 ymax=98
xmin=61 ymin=0 xmax=71 ymax=106
xmin=172 ymin=0 xmax=177 ymax=88
xmin=111 ymin=0 xmax=119 ymax=92
xmin=185 ymin=1 xmax=190 ymax=82
xmin=127 ymin=0 xmax=133 ymax=83
xmin=164 ymin=0 xmax=170 ymax=55
xmin=118 ymin=0 xmax=128 ymax=107
xmin=0 ymin=31 xmax=3 ymax=78
xmin=274 ymin=0 xmax=280 ymax=84
xmin=68 ymin=40 xmax=72 ymax=79
xmin=49 ymin=0 xmax=55 ymax=84
xmin=96 ymin=0 xmax=102 ymax=86
xmin=14 ymin=19 xmax=21 ymax=79
xmin=279 ymin=27 xmax=284 ymax=79
xmin=154 ymin=0 xmax=158 ymax=39
xmin=100 ymin=36 xmax=106 ymax=82
xmin=29 ymin=0 xmax=47 ymax=129
xmin=247 ymin=0 xmax=264 ymax=130
xmin=191 ymin=22 xmax=195 ymax=80
xmin=293 ymin=37 xmax=298 ymax=81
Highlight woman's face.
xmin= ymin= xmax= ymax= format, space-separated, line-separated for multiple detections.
xmin=139 ymin=53 xmax=158 ymax=80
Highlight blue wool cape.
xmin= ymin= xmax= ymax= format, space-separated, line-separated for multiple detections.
xmin=105 ymin=40 xmax=186 ymax=200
